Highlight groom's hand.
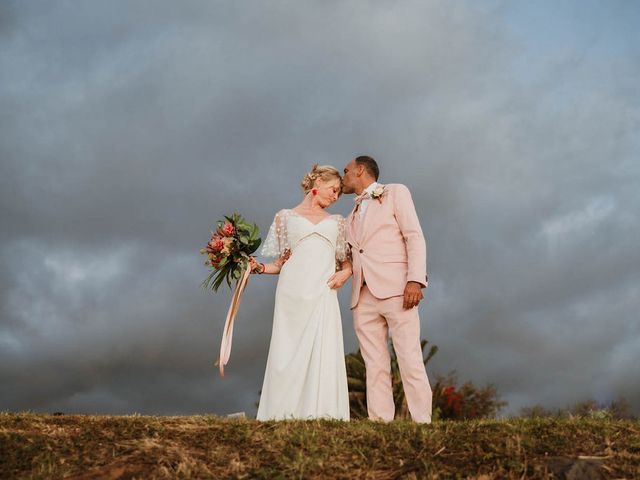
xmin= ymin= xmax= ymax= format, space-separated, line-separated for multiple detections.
xmin=403 ymin=281 xmax=424 ymax=309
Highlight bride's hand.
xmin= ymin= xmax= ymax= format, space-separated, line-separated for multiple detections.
xmin=327 ymin=268 xmax=351 ymax=289
xmin=248 ymin=256 xmax=264 ymax=274
xmin=274 ymin=249 xmax=291 ymax=268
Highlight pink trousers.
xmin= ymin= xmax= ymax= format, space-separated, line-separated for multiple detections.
xmin=353 ymin=285 xmax=432 ymax=423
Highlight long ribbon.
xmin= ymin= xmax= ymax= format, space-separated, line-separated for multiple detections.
xmin=216 ymin=266 xmax=251 ymax=377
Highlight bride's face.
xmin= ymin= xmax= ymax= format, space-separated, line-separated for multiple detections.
xmin=315 ymin=178 xmax=342 ymax=208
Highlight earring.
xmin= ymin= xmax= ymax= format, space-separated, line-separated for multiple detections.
xmin=311 ymin=188 xmax=318 ymax=196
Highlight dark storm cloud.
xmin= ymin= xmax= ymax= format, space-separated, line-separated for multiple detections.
xmin=1 ymin=0 xmax=639 ymax=416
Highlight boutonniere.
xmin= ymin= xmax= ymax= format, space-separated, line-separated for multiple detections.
xmin=370 ymin=184 xmax=386 ymax=202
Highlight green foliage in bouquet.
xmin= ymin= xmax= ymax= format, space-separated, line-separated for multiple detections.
xmin=201 ymin=213 xmax=261 ymax=292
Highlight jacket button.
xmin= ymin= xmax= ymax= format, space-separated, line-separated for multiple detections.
xmin=359 ymin=249 xmax=364 ymax=253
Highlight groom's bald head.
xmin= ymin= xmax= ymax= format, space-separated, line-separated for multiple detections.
xmin=342 ymin=155 xmax=379 ymax=195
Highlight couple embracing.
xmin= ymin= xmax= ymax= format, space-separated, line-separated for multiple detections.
xmin=249 ymin=156 xmax=432 ymax=423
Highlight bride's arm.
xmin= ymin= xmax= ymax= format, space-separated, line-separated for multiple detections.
xmin=327 ymin=216 xmax=352 ymax=289
xmin=249 ymin=250 xmax=291 ymax=275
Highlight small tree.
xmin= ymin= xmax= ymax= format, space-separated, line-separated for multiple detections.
xmin=346 ymin=340 xmax=507 ymax=421
xmin=345 ymin=348 xmax=368 ymax=419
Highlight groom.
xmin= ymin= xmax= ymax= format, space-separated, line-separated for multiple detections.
xmin=342 ymin=155 xmax=432 ymax=423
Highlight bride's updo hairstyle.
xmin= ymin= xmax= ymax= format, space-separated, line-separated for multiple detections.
xmin=301 ymin=164 xmax=343 ymax=196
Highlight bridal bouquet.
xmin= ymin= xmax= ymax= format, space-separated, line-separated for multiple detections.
xmin=200 ymin=213 xmax=261 ymax=292
xmin=200 ymin=213 xmax=261 ymax=376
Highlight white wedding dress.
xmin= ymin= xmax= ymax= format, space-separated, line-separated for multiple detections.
xmin=256 ymin=209 xmax=350 ymax=421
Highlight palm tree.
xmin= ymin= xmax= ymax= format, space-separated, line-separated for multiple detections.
xmin=345 ymin=339 xmax=438 ymax=419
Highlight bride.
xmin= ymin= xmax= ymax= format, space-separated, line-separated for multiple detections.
xmin=249 ymin=164 xmax=352 ymax=421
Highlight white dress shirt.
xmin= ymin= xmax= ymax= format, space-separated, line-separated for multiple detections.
xmin=359 ymin=181 xmax=379 ymax=217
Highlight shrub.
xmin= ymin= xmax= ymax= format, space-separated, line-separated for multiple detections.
xmin=346 ymin=339 xmax=507 ymax=420
xmin=432 ymin=371 xmax=507 ymax=420
xmin=520 ymin=397 xmax=636 ymax=420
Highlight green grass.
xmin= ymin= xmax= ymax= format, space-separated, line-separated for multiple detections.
xmin=1 ymin=413 xmax=639 ymax=479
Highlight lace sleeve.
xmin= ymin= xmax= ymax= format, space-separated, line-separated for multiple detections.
xmin=335 ymin=215 xmax=350 ymax=263
xmin=260 ymin=209 xmax=291 ymax=258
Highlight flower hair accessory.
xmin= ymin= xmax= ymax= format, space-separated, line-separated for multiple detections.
xmin=370 ymin=184 xmax=386 ymax=202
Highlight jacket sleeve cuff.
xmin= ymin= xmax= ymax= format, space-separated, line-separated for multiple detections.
xmin=407 ymin=274 xmax=428 ymax=289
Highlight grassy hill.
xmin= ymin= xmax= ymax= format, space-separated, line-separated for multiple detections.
xmin=1 ymin=413 xmax=639 ymax=479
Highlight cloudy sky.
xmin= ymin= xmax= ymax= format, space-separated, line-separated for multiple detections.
xmin=1 ymin=0 xmax=639 ymax=417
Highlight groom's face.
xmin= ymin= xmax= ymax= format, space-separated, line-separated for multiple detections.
xmin=341 ymin=160 xmax=358 ymax=194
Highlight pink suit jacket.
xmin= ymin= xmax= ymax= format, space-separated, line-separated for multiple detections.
xmin=346 ymin=184 xmax=428 ymax=309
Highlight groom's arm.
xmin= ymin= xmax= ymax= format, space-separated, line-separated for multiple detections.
xmin=393 ymin=184 xmax=428 ymax=289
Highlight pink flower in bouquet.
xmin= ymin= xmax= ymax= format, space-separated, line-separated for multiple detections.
xmin=208 ymin=236 xmax=225 ymax=253
xmin=210 ymin=255 xmax=223 ymax=268
xmin=221 ymin=237 xmax=234 ymax=254
xmin=221 ymin=222 xmax=236 ymax=237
